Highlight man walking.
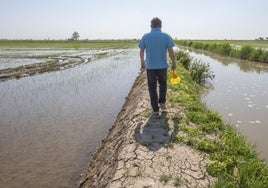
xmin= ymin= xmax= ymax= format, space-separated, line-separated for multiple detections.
xmin=139 ymin=17 xmax=176 ymax=116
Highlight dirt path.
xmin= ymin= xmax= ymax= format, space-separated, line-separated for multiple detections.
xmin=79 ymin=72 xmax=216 ymax=188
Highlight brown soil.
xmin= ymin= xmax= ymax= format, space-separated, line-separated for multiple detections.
xmin=79 ymin=72 xmax=216 ymax=188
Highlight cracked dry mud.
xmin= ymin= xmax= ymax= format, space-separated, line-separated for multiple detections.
xmin=79 ymin=72 xmax=216 ymax=188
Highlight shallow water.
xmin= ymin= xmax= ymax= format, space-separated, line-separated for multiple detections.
xmin=0 ymin=58 xmax=47 ymax=69
xmin=0 ymin=48 xmax=124 ymax=70
xmin=187 ymin=51 xmax=268 ymax=162
xmin=0 ymin=49 xmax=140 ymax=187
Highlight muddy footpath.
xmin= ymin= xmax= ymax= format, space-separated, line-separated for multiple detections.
xmin=79 ymin=72 xmax=216 ymax=188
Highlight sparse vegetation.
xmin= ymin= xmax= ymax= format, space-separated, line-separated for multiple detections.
xmin=159 ymin=174 xmax=172 ymax=184
xmin=174 ymin=177 xmax=183 ymax=187
xmin=141 ymin=141 xmax=151 ymax=147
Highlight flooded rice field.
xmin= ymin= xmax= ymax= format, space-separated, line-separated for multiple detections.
xmin=0 ymin=48 xmax=139 ymax=187
xmin=187 ymin=50 xmax=268 ymax=162
xmin=0 ymin=48 xmax=124 ymax=82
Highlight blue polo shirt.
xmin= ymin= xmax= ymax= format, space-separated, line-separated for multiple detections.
xmin=139 ymin=28 xmax=174 ymax=69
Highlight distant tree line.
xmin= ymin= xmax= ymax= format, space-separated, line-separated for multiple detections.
xmin=176 ymin=40 xmax=268 ymax=63
xmin=255 ymin=37 xmax=268 ymax=41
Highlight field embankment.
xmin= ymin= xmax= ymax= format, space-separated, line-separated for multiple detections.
xmin=80 ymin=59 xmax=268 ymax=187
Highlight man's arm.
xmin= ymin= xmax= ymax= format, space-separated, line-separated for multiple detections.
xmin=168 ymin=48 xmax=176 ymax=71
xmin=140 ymin=49 xmax=146 ymax=72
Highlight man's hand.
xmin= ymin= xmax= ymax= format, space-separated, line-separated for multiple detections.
xmin=140 ymin=49 xmax=146 ymax=72
xmin=168 ymin=48 xmax=176 ymax=71
xmin=171 ymin=63 xmax=176 ymax=71
xmin=140 ymin=61 xmax=146 ymax=72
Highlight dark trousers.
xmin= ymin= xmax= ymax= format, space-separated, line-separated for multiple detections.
xmin=146 ymin=68 xmax=167 ymax=112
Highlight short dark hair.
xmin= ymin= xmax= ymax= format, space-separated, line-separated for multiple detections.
xmin=151 ymin=17 xmax=162 ymax=28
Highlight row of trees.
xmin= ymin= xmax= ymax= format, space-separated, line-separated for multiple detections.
xmin=176 ymin=40 xmax=268 ymax=63
xmin=255 ymin=37 xmax=268 ymax=41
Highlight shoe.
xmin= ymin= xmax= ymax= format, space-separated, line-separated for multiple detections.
xmin=160 ymin=103 xmax=167 ymax=111
xmin=152 ymin=111 xmax=159 ymax=118
xmin=153 ymin=111 xmax=159 ymax=115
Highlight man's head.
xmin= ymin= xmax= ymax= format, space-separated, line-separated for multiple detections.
xmin=151 ymin=17 xmax=162 ymax=29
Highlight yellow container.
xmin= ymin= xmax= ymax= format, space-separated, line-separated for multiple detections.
xmin=170 ymin=71 xmax=181 ymax=84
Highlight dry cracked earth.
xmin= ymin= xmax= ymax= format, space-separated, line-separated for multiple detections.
xmin=79 ymin=72 xmax=216 ymax=188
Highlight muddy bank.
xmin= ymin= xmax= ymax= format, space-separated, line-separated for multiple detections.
xmin=79 ymin=72 xmax=215 ymax=188
xmin=0 ymin=49 xmax=123 ymax=82
xmin=0 ymin=57 xmax=85 ymax=82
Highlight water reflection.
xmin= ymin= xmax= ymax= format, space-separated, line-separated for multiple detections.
xmin=186 ymin=49 xmax=268 ymax=162
xmin=0 ymin=49 xmax=140 ymax=187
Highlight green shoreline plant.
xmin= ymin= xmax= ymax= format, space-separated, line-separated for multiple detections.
xmin=168 ymin=51 xmax=268 ymax=187
xmin=174 ymin=50 xmax=215 ymax=84
xmin=175 ymin=40 xmax=268 ymax=63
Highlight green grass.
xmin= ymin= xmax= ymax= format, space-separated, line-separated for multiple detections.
xmin=159 ymin=174 xmax=172 ymax=184
xmin=0 ymin=40 xmax=138 ymax=49
xmin=168 ymin=61 xmax=268 ymax=187
xmin=175 ymin=40 xmax=268 ymax=63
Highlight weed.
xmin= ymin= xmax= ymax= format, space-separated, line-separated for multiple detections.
xmin=166 ymin=142 xmax=174 ymax=149
xmin=239 ymin=45 xmax=254 ymax=59
xmin=174 ymin=50 xmax=192 ymax=69
xmin=141 ymin=142 xmax=151 ymax=147
xmin=123 ymin=169 xmax=130 ymax=177
xmin=159 ymin=174 xmax=172 ymax=184
xmin=174 ymin=135 xmax=184 ymax=144
xmin=174 ymin=177 xmax=183 ymax=187
xmin=181 ymin=125 xmax=199 ymax=136
xmin=197 ymin=138 xmax=220 ymax=153
xmin=189 ymin=59 xmax=215 ymax=84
